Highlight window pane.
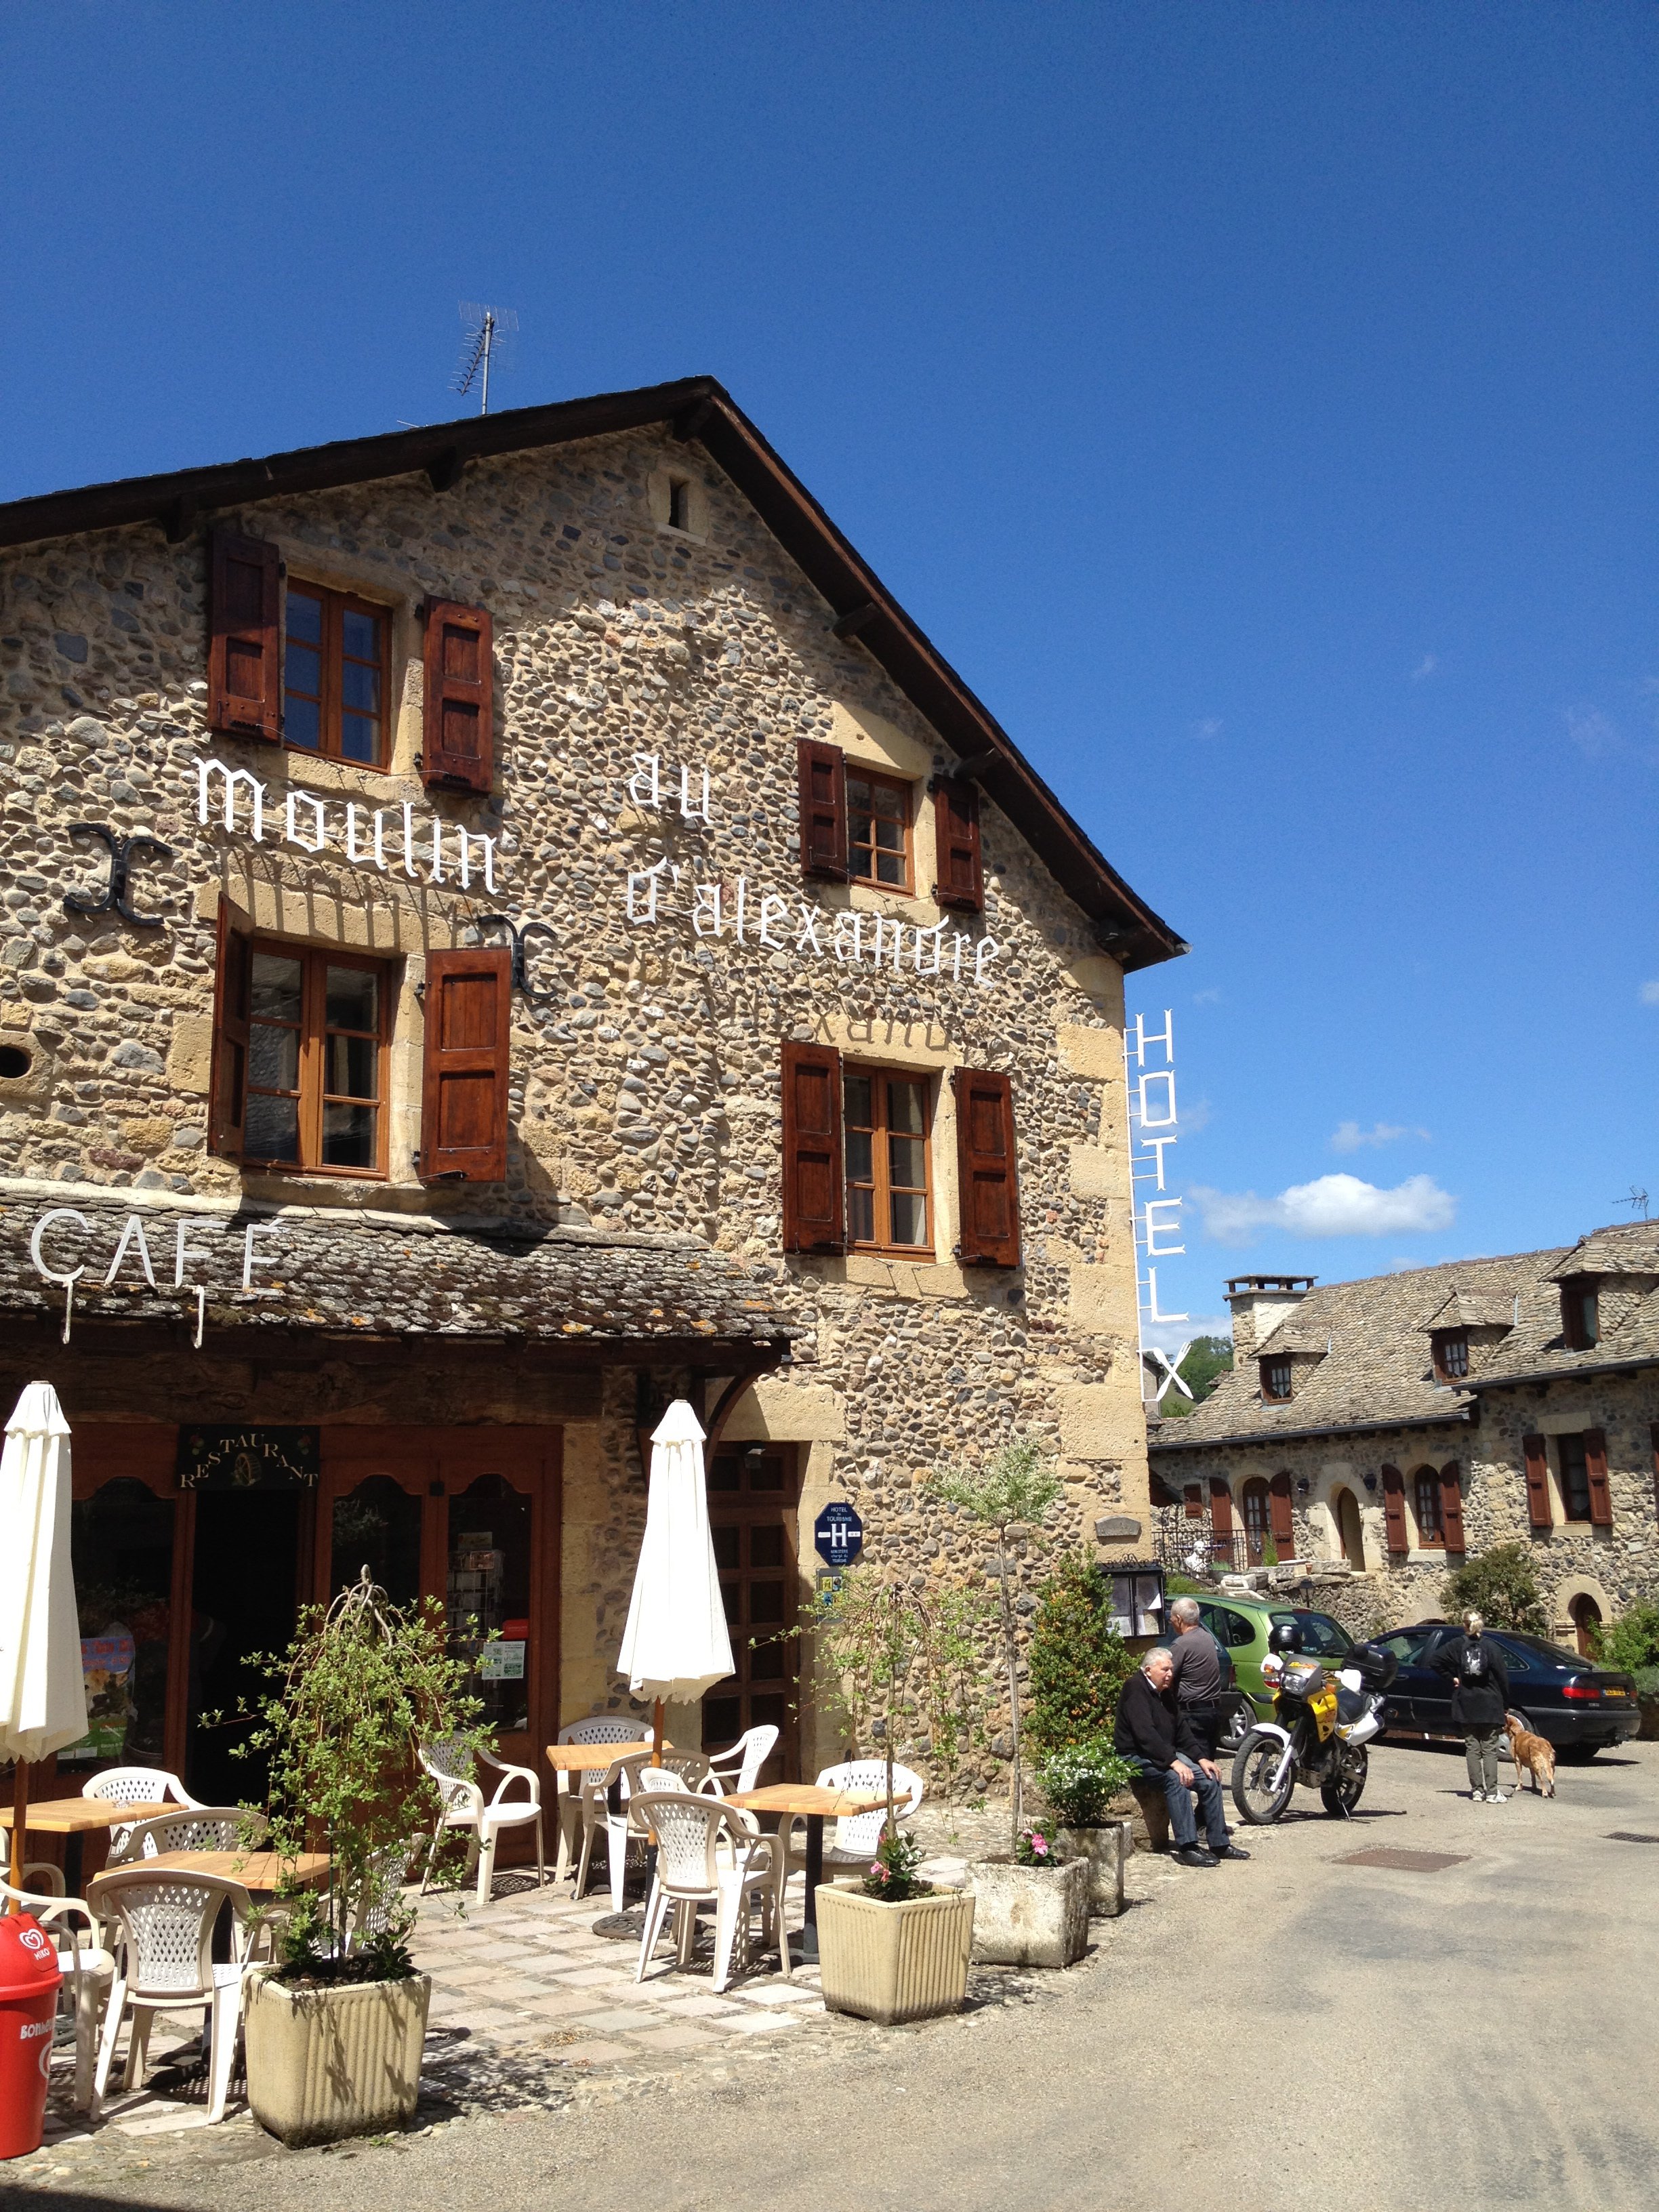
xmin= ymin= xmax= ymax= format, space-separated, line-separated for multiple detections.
xmin=888 ymin=1080 xmax=925 ymax=1134
xmin=873 ymin=814 xmax=905 ymax=852
xmin=326 ymin=1033 xmax=377 ymax=1101
xmin=870 ymin=783 xmax=905 ymax=825
xmin=285 ymin=642 xmax=321 ymax=699
xmin=845 ymin=1129 xmax=873 ymax=1182
xmin=875 ymin=849 xmax=907 ymax=884
xmin=245 ymin=1092 xmax=300 ymax=1160
xmin=888 ymin=1134 xmax=926 ymax=1190
xmin=847 ymin=1185 xmax=875 ymax=1242
xmin=249 ymin=1022 xmax=300 ymax=1092
xmin=326 ymin=966 xmax=377 ymax=1031
xmin=340 ymin=714 xmax=377 ymax=763
xmin=340 ymin=657 xmax=380 ymax=712
xmin=843 ymin=1075 xmax=872 ymax=1128
xmin=890 ymin=1190 xmax=928 ymax=1246
xmin=323 ymin=1102 xmax=377 ymax=1168
xmin=284 ymin=694 xmax=321 ymax=750
xmin=711 ymin=1526 xmax=740 ymax=1569
xmin=286 ymin=592 xmax=323 ymax=645
xmin=250 ymin=953 xmax=303 ymax=1023
xmin=342 ymin=609 xmax=381 ymax=662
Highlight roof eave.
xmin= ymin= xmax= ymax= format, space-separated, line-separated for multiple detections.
xmin=1149 ymin=1405 xmax=1473 ymax=1452
xmin=1464 ymin=1353 xmax=1659 ymax=1391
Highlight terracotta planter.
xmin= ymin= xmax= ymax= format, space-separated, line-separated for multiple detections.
xmin=1053 ymin=1821 xmax=1130 ymax=1917
xmin=815 ymin=1883 xmax=975 ymax=2026
xmin=244 ymin=1971 xmax=431 ymax=2147
xmin=968 ymin=1856 xmax=1089 ymax=1967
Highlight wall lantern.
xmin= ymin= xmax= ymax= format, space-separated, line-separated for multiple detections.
xmin=1361 ymin=1472 xmax=1378 ymax=1492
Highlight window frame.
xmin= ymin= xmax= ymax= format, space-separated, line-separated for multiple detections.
xmin=845 ymin=766 xmax=915 ymax=894
xmin=1557 ymin=1431 xmax=1593 ymax=1523
xmin=283 ymin=577 xmax=393 ymax=771
xmin=242 ymin=938 xmax=392 ymax=1180
xmin=842 ymin=1063 xmax=935 ymax=1258
xmin=1412 ymin=1466 xmax=1445 ymax=1549
xmin=1259 ymin=1355 xmax=1293 ymax=1403
xmin=1433 ymin=1329 xmax=1470 ymax=1381
xmin=1561 ymin=1280 xmax=1600 ymax=1351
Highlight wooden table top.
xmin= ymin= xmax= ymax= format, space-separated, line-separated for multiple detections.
xmin=544 ymin=1741 xmax=663 ymax=1771
xmin=93 ymin=1850 xmax=331 ymax=1893
xmin=726 ymin=1784 xmax=890 ymax=1818
xmin=0 ymin=1799 xmax=171 ymax=1835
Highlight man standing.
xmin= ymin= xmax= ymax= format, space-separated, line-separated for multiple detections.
xmin=1114 ymin=1645 xmax=1251 ymax=1868
xmin=1166 ymin=1595 xmax=1231 ymax=1758
xmin=1432 ymin=1610 xmax=1511 ymax=1801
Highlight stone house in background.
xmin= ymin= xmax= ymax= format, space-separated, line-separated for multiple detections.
xmin=0 ymin=376 xmax=1183 ymax=1813
xmin=1147 ymin=1225 xmax=1659 ymax=1649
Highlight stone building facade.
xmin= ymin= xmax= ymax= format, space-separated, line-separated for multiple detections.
xmin=0 ymin=377 xmax=1183 ymax=1802
xmin=1148 ymin=1228 xmax=1659 ymax=1649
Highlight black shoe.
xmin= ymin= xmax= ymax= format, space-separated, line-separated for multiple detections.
xmin=1172 ymin=1844 xmax=1218 ymax=1868
xmin=1212 ymin=1843 xmax=1252 ymax=1862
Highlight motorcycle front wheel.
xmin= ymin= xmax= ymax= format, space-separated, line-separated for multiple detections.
xmin=1320 ymin=1753 xmax=1368 ymax=1816
xmin=1232 ymin=1729 xmax=1296 ymax=1824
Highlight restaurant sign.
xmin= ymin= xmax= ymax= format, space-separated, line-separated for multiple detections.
xmin=178 ymin=1425 xmax=321 ymax=1491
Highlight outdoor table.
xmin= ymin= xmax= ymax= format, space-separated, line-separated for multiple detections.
xmin=726 ymin=1784 xmax=890 ymax=1963
xmin=114 ymin=1850 xmax=331 ymax=1893
xmin=545 ymin=1742 xmax=675 ymax=1886
xmin=0 ymin=1797 xmax=171 ymax=1896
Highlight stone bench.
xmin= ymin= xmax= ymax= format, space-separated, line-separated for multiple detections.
xmin=1120 ymin=1780 xmax=1170 ymax=1853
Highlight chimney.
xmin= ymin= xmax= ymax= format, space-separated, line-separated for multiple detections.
xmin=1226 ymin=1275 xmax=1315 ymax=1364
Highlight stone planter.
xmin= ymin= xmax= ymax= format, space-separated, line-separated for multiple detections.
xmin=244 ymin=1971 xmax=431 ymax=2147
xmin=815 ymin=1884 xmax=975 ymax=2026
xmin=968 ymin=1856 xmax=1089 ymax=1968
xmin=1053 ymin=1820 xmax=1130 ymax=1917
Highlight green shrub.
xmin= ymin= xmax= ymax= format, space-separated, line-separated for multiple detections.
xmin=1592 ymin=1600 xmax=1659 ymax=1675
xmin=1027 ymin=1552 xmax=1135 ymax=1757
xmin=1441 ymin=1542 xmax=1547 ymax=1635
xmin=1037 ymin=1738 xmax=1135 ymax=1827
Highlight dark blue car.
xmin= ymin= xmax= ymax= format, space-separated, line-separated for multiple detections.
xmin=1375 ymin=1620 xmax=1640 ymax=1759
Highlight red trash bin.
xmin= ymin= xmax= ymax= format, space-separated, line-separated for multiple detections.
xmin=0 ymin=1913 xmax=62 ymax=2160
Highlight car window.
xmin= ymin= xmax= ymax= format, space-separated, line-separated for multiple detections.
xmin=1270 ymin=1610 xmax=1353 ymax=1658
xmin=1484 ymin=1636 xmax=1540 ymax=1675
xmin=1202 ymin=1605 xmax=1258 ymax=1650
xmin=1494 ymin=1631 xmax=1578 ymax=1667
xmin=1375 ymin=1629 xmax=1435 ymax=1663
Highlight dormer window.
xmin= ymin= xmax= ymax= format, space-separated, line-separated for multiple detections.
xmin=1562 ymin=1282 xmax=1600 ymax=1351
xmin=1260 ymin=1355 xmax=1292 ymax=1404
xmin=1433 ymin=1330 xmax=1469 ymax=1381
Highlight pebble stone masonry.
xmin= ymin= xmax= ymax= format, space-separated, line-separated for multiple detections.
xmin=0 ymin=377 xmax=1184 ymax=1787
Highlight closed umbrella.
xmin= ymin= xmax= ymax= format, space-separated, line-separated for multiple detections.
xmin=616 ymin=1399 xmax=734 ymax=1759
xmin=0 ymin=1383 xmax=86 ymax=1902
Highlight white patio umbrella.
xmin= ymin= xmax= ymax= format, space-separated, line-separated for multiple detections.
xmin=616 ymin=1399 xmax=734 ymax=1759
xmin=0 ymin=1382 xmax=86 ymax=1902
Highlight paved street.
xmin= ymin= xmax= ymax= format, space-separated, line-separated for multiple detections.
xmin=14 ymin=1738 xmax=1659 ymax=2212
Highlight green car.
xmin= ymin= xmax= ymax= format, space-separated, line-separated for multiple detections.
xmin=1181 ymin=1595 xmax=1358 ymax=1751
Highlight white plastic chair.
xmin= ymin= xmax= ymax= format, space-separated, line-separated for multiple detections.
xmin=706 ymin=1725 xmax=779 ymax=1796
xmin=574 ymin=1754 xmax=710 ymax=1913
xmin=0 ymin=1876 xmax=115 ymax=2115
xmin=91 ymin=1868 xmax=260 ymax=2125
xmin=551 ymin=1716 xmax=655 ymax=1881
xmin=419 ymin=1739 xmax=544 ymax=1906
xmin=81 ymin=1767 xmax=199 ymax=1858
xmin=109 ymin=1807 xmax=268 ymax=1869
xmin=632 ymin=1791 xmax=781 ymax=1993
xmin=782 ymin=1760 xmax=926 ymax=1877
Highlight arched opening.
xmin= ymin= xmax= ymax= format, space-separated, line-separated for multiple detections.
xmin=1241 ymin=1477 xmax=1271 ymax=1566
xmin=1412 ymin=1466 xmax=1444 ymax=1549
xmin=1569 ymin=1592 xmax=1603 ymax=1659
xmin=1333 ymin=1486 xmax=1366 ymax=1568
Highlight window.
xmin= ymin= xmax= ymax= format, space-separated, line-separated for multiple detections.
xmin=1202 ymin=1603 xmax=1258 ymax=1650
xmin=284 ymin=581 xmax=388 ymax=766
xmin=1260 ymin=1356 xmax=1292 ymax=1403
xmin=1269 ymin=1610 xmax=1353 ymax=1659
xmin=1241 ymin=1478 xmax=1271 ymax=1563
xmin=844 ymin=1069 xmax=931 ymax=1252
xmin=245 ymin=942 xmax=388 ymax=1174
xmin=1558 ymin=1433 xmax=1593 ymax=1522
xmin=846 ymin=769 xmax=913 ymax=891
xmin=1562 ymin=1282 xmax=1600 ymax=1350
xmin=1434 ymin=1330 xmax=1469 ymax=1380
xmin=668 ymin=476 xmax=692 ymax=531
xmin=1413 ymin=1467 xmax=1444 ymax=1547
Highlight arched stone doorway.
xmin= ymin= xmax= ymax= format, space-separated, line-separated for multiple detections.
xmin=1333 ymin=1486 xmax=1366 ymax=1569
xmin=1568 ymin=1592 xmax=1603 ymax=1658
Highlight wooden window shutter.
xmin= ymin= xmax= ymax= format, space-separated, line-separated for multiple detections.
xmin=796 ymin=739 xmax=848 ymax=881
xmin=781 ymin=1040 xmax=844 ymax=1254
xmin=1439 ymin=1460 xmax=1467 ymax=1553
xmin=1381 ymin=1465 xmax=1408 ymax=1553
xmin=1183 ymin=1483 xmax=1204 ymax=1520
xmin=1208 ymin=1479 xmax=1233 ymax=1537
xmin=419 ymin=945 xmax=512 ymax=1183
xmin=422 ymin=601 xmax=495 ymax=792
xmin=933 ymin=778 xmax=983 ymax=913
xmin=1522 ymin=1434 xmax=1553 ymax=1530
xmin=953 ymin=1068 xmax=1021 ymax=1269
xmin=1269 ymin=1471 xmax=1296 ymax=1555
xmin=208 ymin=530 xmax=281 ymax=741
xmin=207 ymin=898 xmax=253 ymax=1158
xmin=1584 ymin=1427 xmax=1613 ymax=1527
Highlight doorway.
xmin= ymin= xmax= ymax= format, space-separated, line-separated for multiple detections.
xmin=705 ymin=1446 xmax=800 ymax=1784
xmin=186 ymin=1491 xmax=302 ymax=1806
xmin=1569 ymin=1593 xmax=1603 ymax=1659
xmin=1334 ymin=1488 xmax=1366 ymax=1568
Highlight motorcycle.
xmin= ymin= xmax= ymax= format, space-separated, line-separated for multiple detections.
xmin=1231 ymin=1635 xmax=1398 ymax=1823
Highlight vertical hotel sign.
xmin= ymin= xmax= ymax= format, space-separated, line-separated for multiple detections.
xmin=1127 ymin=1008 xmax=1186 ymax=1329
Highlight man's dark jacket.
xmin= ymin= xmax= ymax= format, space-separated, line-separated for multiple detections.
xmin=1114 ymin=1671 xmax=1206 ymax=1769
xmin=1431 ymin=1634 xmax=1511 ymax=1727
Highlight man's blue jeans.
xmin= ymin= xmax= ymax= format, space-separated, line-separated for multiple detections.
xmin=1127 ymin=1753 xmax=1228 ymax=1849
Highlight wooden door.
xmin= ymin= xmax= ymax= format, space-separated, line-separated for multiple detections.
xmin=705 ymin=1446 xmax=800 ymax=1784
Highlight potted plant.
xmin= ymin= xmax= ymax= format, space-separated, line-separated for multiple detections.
xmin=234 ymin=1572 xmax=487 ymax=2147
xmin=805 ymin=1573 xmax=979 ymax=2026
xmin=934 ymin=1440 xmax=1089 ymax=1968
xmin=1036 ymin=1739 xmax=1134 ymax=1917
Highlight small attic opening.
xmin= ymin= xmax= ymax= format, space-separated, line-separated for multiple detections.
xmin=667 ymin=476 xmax=692 ymax=531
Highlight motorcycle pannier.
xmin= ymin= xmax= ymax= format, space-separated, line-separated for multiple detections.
xmin=1277 ymin=1657 xmax=1326 ymax=1700
xmin=1348 ymin=1641 xmax=1399 ymax=1690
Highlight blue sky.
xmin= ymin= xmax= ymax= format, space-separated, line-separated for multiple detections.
xmin=3 ymin=3 xmax=1654 ymax=1343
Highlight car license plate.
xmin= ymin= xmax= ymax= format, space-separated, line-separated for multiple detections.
xmin=1603 ymin=1688 xmax=1628 ymax=1698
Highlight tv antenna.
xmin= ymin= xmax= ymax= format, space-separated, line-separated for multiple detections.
xmin=453 ymin=303 xmax=518 ymax=415
xmin=1614 ymin=1185 xmax=1650 ymax=1222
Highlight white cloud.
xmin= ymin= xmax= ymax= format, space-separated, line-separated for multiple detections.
xmin=1410 ymin=655 xmax=1438 ymax=682
xmin=1330 ymin=1119 xmax=1431 ymax=1153
xmin=1141 ymin=1311 xmax=1234 ymax=1360
xmin=1567 ymin=703 xmax=1618 ymax=758
xmin=1640 ymin=981 xmax=1659 ymax=1007
xmin=1190 ymin=1172 xmax=1457 ymax=1247
xmin=1189 ymin=717 xmax=1224 ymax=740
xmin=1193 ymin=987 xmax=1222 ymax=1005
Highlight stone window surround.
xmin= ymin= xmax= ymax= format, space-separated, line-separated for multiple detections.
xmin=258 ymin=531 xmax=428 ymax=783
xmin=645 ymin=466 xmax=711 ymax=544
xmin=1525 ymin=1410 xmax=1619 ymax=1534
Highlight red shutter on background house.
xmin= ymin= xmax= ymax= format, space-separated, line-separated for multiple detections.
xmin=208 ymin=531 xmax=281 ymax=741
xmin=1523 ymin=1434 xmax=1553 ymax=1530
xmin=1208 ymin=1479 xmax=1233 ymax=1537
xmin=1439 ymin=1461 xmax=1467 ymax=1553
xmin=1584 ymin=1427 xmax=1613 ymax=1527
xmin=781 ymin=1040 xmax=845 ymax=1254
xmin=1269 ymin=1471 xmax=1296 ymax=1557
xmin=207 ymin=898 xmax=252 ymax=1158
xmin=419 ymin=945 xmax=512 ymax=1182
xmin=796 ymin=739 xmax=848 ymax=880
xmin=422 ymin=601 xmax=494 ymax=792
xmin=933 ymin=779 xmax=984 ymax=913
xmin=953 ymin=1068 xmax=1021 ymax=1269
xmin=1183 ymin=1484 xmax=1204 ymax=1519
xmin=1381 ymin=1465 xmax=1408 ymax=1553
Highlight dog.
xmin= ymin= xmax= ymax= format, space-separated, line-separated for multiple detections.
xmin=1503 ymin=1710 xmax=1557 ymax=1797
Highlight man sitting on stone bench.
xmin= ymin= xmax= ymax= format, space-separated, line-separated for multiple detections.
xmin=1114 ymin=1645 xmax=1250 ymax=1869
